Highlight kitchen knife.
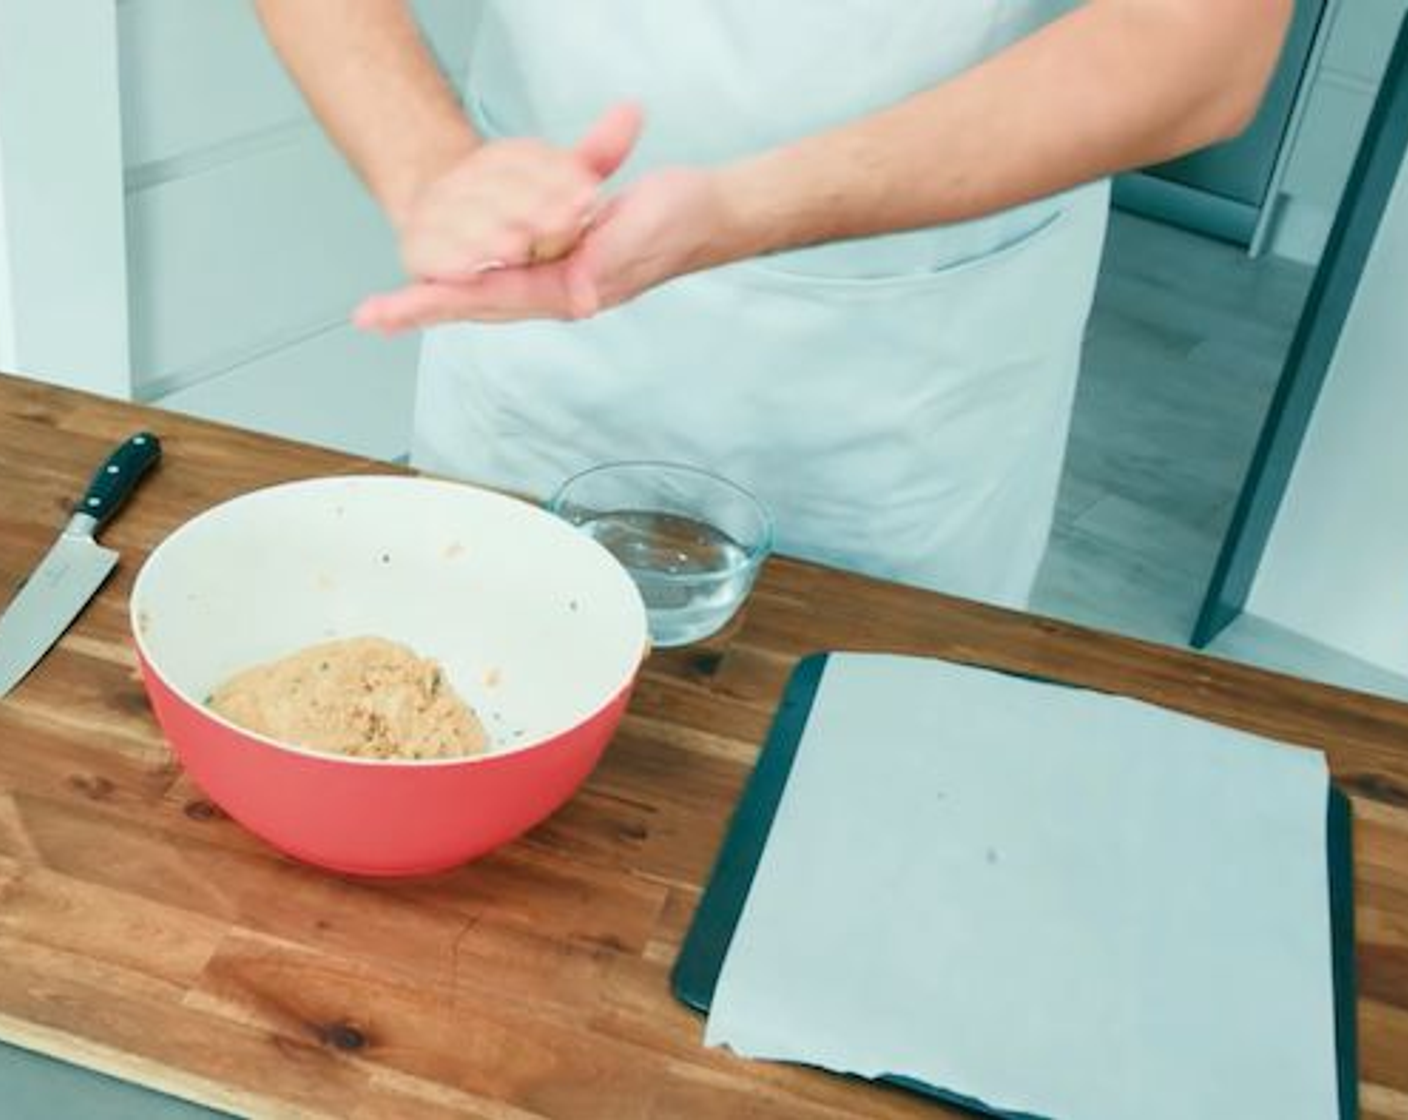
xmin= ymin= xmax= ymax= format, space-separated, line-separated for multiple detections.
xmin=0 ymin=432 xmax=162 ymax=698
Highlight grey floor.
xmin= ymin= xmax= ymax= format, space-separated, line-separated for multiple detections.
xmin=0 ymin=1048 xmax=227 ymax=1119
xmin=0 ymin=210 xmax=1314 ymax=1118
xmin=1032 ymin=209 xmax=1313 ymax=645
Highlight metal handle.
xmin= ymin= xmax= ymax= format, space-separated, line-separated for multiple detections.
xmin=70 ymin=432 xmax=162 ymax=534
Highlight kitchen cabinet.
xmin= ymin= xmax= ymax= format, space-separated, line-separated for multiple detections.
xmin=1115 ymin=0 xmax=1408 ymax=264
xmin=1220 ymin=136 xmax=1408 ymax=678
xmin=1114 ymin=0 xmax=1328 ymax=247
xmin=1197 ymin=18 xmax=1408 ymax=694
xmin=1271 ymin=0 xmax=1408 ymax=262
xmin=0 ymin=0 xmax=477 ymax=460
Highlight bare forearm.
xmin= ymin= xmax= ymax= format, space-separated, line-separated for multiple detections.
xmin=254 ymin=0 xmax=478 ymax=223
xmin=718 ymin=0 xmax=1292 ymax=257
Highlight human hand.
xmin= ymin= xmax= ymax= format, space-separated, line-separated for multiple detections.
xmin=393 ymin=101 xmax=643 ymax=281
xmin=354 ymin=165 xmax=747 ymax=329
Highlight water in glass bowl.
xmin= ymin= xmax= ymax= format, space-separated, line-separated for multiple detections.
xmin=578 ymin=509 xmax=755 ymax=646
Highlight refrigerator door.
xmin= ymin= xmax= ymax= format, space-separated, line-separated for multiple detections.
xmin=1115 ymin=0 xmax=1328 ymax=244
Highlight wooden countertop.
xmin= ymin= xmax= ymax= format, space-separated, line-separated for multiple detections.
xmin=1 ymin=371 xmax=1406 ymax=1120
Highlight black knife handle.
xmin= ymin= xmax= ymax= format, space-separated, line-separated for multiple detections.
xmin=74 ymin=432 xmax=162 ymax=532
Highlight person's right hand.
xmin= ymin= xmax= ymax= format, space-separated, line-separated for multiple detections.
xmin=394 ymin=102 xmax=643 ymax=282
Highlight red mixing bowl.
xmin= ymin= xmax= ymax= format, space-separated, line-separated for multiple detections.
xmin=130 ymin=475 xmax=648 ymax=876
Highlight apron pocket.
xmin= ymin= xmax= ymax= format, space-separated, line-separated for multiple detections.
xmin=695 ymin=185 xmax=1107 ymax=575
xmin=735 ymin=195 xmax=1068 ymax=287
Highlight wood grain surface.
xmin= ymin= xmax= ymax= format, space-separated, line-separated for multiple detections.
xmin=1 ymin=371 xmax=1405 ymax=1119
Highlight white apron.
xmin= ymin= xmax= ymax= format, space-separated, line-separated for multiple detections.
xmin=414 ymin=0 xmax=1109 ymax=607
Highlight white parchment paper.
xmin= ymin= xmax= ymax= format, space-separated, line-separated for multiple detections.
xmin=705 ymin=654 xmax=1338 ymax=1120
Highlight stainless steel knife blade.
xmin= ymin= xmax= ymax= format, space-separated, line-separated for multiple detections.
xmin=0 ymin=432 xmax=162 ymax=698
xmin=0 ymin=521 xmax=117 ymax=696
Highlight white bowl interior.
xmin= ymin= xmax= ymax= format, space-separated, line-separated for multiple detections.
xmin=131 ymin=476 xmax=648 ymax=756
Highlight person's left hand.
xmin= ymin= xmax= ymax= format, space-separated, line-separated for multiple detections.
xmin=352 ymin=166 xmax=743 ymax=330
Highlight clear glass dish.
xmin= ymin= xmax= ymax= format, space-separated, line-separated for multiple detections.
xmin=547 ymin=461 xmax=773 ymax=648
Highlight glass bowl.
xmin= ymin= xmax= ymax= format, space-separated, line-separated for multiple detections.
xmin=547 ymin=461 xmax=773 ymax=648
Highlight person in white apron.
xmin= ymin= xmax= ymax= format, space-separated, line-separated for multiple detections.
xmin=256 ymin=0 xmax=1291 ymax=607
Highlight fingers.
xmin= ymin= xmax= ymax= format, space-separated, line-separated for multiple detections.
xmin=404 ymin=221 xmax=531 ymax=281
xmin=574 ymin=101 xmax=644 ymax=179
xmin=393 ymin=103 xmax=642 ymax=286
xmin=565 ymin=259 xmax=602 ymax=321
xmin=353 ymin=285 xmax=457 ymax=332
xmin=399 ymin=141 xmax=599 ymax=279
xmin=353 ymin=265 xmax=586 ymax=332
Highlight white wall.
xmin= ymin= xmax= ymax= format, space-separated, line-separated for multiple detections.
xmin=0 ymin=117 xmax=14 ymax=373
xmin=1270 ymin=0 xmax=1407 ymax=263
xmin=1245 ymin=149 xmax=1408 ymax=672
xmin=0 ymin=0 xmax=475 ymax=459
xmin=122 ymin=0 xmax=476 ymax=460
xmin=0 ymin=0 xmax=129 ymax=395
